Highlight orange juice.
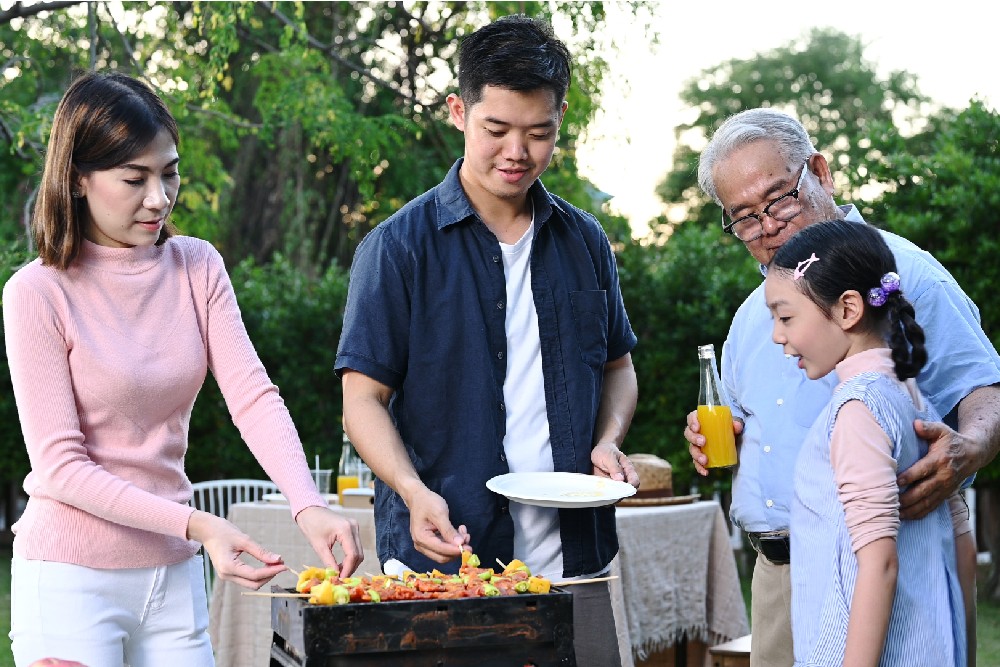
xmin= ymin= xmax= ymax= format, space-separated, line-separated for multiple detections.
xmin=697 ymin=404 xmax=738 ymax=468
xmin=337 ymin=475 xmax=360 ymax=497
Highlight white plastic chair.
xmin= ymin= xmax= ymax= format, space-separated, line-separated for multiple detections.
xmin=189 ymin=478 xmax=279 ymax=597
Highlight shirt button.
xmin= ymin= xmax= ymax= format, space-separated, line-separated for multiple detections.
xmin=497 ymin=301 xmax=505 ymax=310
xmin=763 ymin=445 xmax=771 ymax=453
xmin=776 ymin=398 xmax=784 ymax=406
xmin=493 ymin=255 xmax=500 ymax=263
xmin=500 ymin=504 xmax=509 ymax=515
xmin=499 ymin=402 xmax=506 ymax=412
xmin=766 ymin=499 xmax=774 ymax=508
xmin=499 ymin=452 xmax=507 ymax=463
xmin=497 ymin=351 xmax=504 ymax=360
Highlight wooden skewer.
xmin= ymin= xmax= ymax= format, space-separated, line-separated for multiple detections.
xmin=551 ymin=575 xmax=619 ymax=587
xmin=286 ymin=566 xmax=301 ymax=578
xmin=242 ymin=591 xmax=311 ymax=598
xmin=496 ymin=558 xmax=509 ymax=570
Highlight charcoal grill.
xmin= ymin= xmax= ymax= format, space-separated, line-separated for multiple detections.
xmin=269 ymin=586 xmax=576 ymax=666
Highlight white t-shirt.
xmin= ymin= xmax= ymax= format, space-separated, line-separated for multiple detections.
xmin=499 ymin=216 xmax=564 ymax=580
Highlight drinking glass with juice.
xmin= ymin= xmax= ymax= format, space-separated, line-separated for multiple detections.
xmin=338 ymin=431 xmax=363 ymax=497
xmin=337 ymin=474 xmax=360 ymax=497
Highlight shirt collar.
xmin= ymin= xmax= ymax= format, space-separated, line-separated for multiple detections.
xmin=435 ymin=158 xmax=561 ymax=231
xmin=835 ymin=347 xmax=895 ymax=385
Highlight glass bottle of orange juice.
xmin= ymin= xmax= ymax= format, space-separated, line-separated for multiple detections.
xmin=697 ymin=344 xmax=738 ymax=468
xmin=337 ymin=432 xmax=361 ymax=497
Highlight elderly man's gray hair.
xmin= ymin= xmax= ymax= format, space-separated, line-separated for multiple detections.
xmin=697 ymin=108 xmax=817 ymax=205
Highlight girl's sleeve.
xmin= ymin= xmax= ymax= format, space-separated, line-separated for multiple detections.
xmin=947 ymin=492 xmax=972 ymax=537
xmin=830 ymin=400 xmax=899 ymax=552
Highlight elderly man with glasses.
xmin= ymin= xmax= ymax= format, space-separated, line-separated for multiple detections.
xmin=683 ymin=107 xmax=1000 ymax=667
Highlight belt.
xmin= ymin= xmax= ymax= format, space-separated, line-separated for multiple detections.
xmin=747 ymin=531 xmax=790 ymax=565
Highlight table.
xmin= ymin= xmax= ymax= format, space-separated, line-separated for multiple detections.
xmin=611 ymin=501 xmax=749 ymax=666
xmin=209 ymin=499 xmax=747 ymax=667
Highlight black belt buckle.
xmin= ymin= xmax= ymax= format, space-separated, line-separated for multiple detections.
xmin=750 ymin=531 xmax=790 ymax=565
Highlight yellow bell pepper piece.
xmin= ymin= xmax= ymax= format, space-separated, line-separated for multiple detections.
xmin=309 ymin=579 xmax=335 ymax=605
xmin=503 ymin=559 xmax=531 ymax=577
xmin=527 ymin=576 xmax=550 ymax=594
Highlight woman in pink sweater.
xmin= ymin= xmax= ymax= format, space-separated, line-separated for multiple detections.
xmin=3 ymin=72 xmax=363 ymax=666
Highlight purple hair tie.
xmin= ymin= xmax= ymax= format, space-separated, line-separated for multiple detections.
xmin=867 ymin=271 xmax=901 ymax=307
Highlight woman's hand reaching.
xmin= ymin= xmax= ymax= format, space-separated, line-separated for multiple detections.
xmin=187 ymin=509 xmax=287 ymax=590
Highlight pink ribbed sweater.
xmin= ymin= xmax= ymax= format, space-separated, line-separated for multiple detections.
xmin=2 ymin=236 xmax=324 ymax=568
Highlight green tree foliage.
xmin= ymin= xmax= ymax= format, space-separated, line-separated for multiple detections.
xmin=1 ymin=1 xmax=640 ymax=271
xmin=867 ymin=100 xmax=1000 ymax=481
xmin=616 ymin=224 xmax=756 ymax=489
xmin=654 ymin=27 xmax=927 ymax=239
xmin=632 ymin=29 xmax=931 ymax=492
xmin=0 ymin=1 xmax=648 ymax=488
xmin=184 ymin=254 xmax=352 ymax=482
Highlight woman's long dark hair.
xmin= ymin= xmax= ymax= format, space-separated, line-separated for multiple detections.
xmin=33 ymin=71 xmax=179 ymax=269
xmin=770 ymin=219 xmax=927 ymax=380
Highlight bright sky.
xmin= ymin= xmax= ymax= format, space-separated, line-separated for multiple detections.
xmin=577 ymin=1 xmax=1000 ymax=236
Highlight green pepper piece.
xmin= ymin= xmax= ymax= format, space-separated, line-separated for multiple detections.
xmin=478 ymin=570 xmax=493 ymax=581
xmin=515 ymin=580 xmax=530 ymax=594
xmin=467 ymin=553 xmax=481 ymax=568
xmin=332 ymin=585 xmax=351 ymax=605
xmin=367 ymin=589 xmax=381 ymax=603
xmin=482 ymin=583 xmax=500 ymax=597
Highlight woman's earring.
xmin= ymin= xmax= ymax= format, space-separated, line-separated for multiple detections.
xmin=71 ymin=191 xmax=83 ymax=198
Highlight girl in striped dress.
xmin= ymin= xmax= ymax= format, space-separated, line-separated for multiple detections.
xmin=763 ymin=219 xmax=966 ymax=667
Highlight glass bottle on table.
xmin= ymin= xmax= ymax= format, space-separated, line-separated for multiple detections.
xmin=697 ymin=343 xmax=738 ymax=468
xmin=337 ymin=431 xmax=361 ymax=497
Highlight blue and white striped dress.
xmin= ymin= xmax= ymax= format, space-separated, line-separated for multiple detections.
xmin=790 ymin=371 xmax=965 ymax=667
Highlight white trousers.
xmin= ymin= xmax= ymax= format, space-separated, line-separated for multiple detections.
xmin=9 ymin=554 xmax=214 ymax=667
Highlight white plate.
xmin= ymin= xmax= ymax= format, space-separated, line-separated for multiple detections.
xmin=486 ymin=472 xmax=636 ymax=509
xmin=262 ymin=493 xmax=339 ymax=505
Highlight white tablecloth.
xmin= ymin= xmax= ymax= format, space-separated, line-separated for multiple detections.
xmin=209 ymin=499 xmax=747 ymax=667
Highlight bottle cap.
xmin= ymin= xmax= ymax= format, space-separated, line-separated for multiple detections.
xmin=698 ymin=344 xmax=716 ymax=359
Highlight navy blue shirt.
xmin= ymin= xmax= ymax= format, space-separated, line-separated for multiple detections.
xmin=335 ymin=159 xmax=637 ymax=576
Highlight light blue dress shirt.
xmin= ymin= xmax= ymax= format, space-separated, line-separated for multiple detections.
xmin=723 ymin=206 xmax=1000 ymax=533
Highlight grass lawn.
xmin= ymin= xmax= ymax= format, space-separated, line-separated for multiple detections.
xmin=0 ymin=546 xmax=996 ymax=666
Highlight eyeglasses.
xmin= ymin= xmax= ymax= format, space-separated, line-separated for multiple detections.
xmin=721 ymin=161 xmax=809 ymax=243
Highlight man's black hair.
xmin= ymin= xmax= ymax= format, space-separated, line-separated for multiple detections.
xmin=457 ymin=14 xmax=571 ymax=108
